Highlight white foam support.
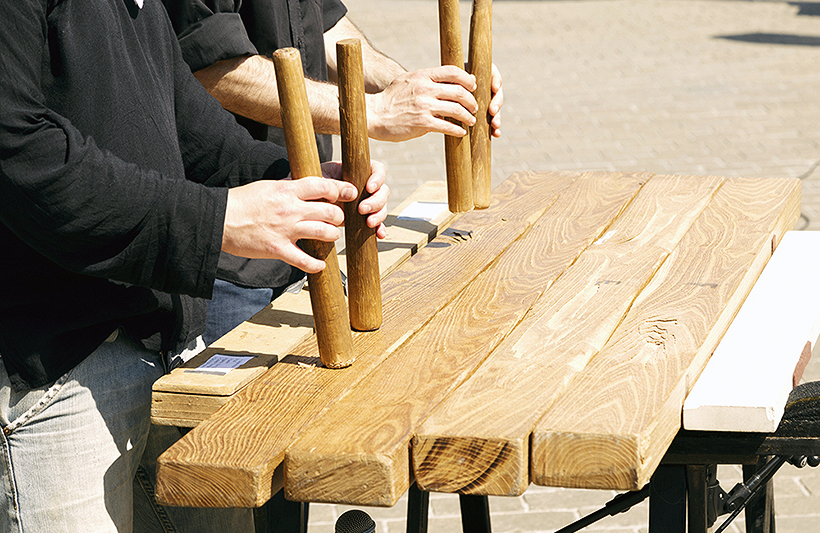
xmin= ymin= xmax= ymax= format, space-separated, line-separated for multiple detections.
xmin=684 ymin=231 xmax=820 ymax=432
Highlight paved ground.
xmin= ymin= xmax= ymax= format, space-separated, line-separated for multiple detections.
xmin=308 ymin=0 xmax=820 ymax=530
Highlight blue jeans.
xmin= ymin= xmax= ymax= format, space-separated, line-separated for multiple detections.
xmin=204 ymin=279 xmax=274 ymax=346
xmin=0 ymin=331 xmax=253 ymax=532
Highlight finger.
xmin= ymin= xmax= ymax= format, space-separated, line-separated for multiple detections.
xmin=280 ymin=243 xmax=327 ymax=274
xmin=435 ymin=83 xmax=479 ymax=115
xmin=422 ymin=116 xmax=468 ymax=137
xmin=313 ymin=200 xmax=347 ymax=226
xmin=374 ymin=223 xmax=388 ymax=240
xmin=491 ymin=63 xmax=503 ymax=92
xmin=366 ymin=205 xmax=389 ymax=230
xmin=427 ymin=65 xmax=477 ymax=91
xmin=360 ymin=183 xmax=390 ymax=215
xmin=364 ymin=161 xmax=387 ymax=194
xmin=292 ymin=219 xmax=343 ymax=243
xmin=490 ymin=113 xmax=502 ymax=138
xmin=295 ymin=176 xmax=357 ymax=203
xmin=489 ymin=86 xmax=504 ymax=116
xmin=432 ymin=99 xmax=477 ymax=128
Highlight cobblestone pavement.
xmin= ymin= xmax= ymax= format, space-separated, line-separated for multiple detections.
xmin=309 ymin=0 xmax=820 ymax=530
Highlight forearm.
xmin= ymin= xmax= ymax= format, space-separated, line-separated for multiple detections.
xmin=324 ymin=17 xmax=406 ymax=93
xmin=194 ymin=54 xmax=343 ymax=135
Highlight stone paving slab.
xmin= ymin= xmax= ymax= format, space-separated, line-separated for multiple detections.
xmin=310 ymin=0 xmax=820 ymax=530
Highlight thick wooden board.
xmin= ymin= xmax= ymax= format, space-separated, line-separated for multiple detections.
xmin=411 ymin=174 xmax=726 ymax=497
xmin=284 ymin=171 xmax=648 ymax=506
xmin=150 ymin=182 xmax=455 ymax=426
xmin=683 ymin=230 xmax=820 ymax=432
xmin=531 ymin=177 xmax=800 ymax=492
xmin=155 ymin=171 xmax=581 ymax=508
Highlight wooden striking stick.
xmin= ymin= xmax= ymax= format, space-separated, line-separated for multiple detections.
xmin=272 ymin=47 xmax=355 ymax=369
xmin=438 ymin=0 xmax=473 ymax=213
xmin=468 ymin=0 xmax=492 ymax=209
xmin=337 ymin=39 xmax=382 ymax=332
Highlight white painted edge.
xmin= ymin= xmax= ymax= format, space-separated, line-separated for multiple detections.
xmin=683 ymin=231 xmax=820 ymax=432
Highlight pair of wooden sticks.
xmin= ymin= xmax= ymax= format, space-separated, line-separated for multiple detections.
xmin=273 ymin=0 xmax=492 ymax=367
xmin=441 ymin=0 xmax=493 ymax=213
xmin=273 ymin=41 xmax=380 ymax=370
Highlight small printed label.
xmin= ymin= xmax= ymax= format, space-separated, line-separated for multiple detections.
xmin=185 ymin=354 xmax=254 ymax=375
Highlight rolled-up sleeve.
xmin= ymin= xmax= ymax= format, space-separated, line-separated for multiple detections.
xmin=166 ymin=0 xmax=259 ymax=71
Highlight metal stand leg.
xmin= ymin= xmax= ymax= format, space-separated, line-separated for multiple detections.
xmin=649 ymin=465 xmax=687 ymax=533
xmin=458 ymin=494 xmax=491 ymax=533
xmin=686 ymin=465 xmax=709 ymax=533
xmin=744 ymin=458 xmax=776 ymax=533
xmin=254 ymin=488 xmax=309 ymax=533
xmin=407 ymin=483 xmax=430 ymax=533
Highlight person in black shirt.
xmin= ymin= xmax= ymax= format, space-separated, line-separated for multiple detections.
xmin=0 ymin=0 xmax=388 ymax=531
xmin=162 ymin=0 xmax=504 ymax=345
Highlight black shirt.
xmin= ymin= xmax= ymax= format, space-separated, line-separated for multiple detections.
xmin=162 ymin=0 xmax=347 ymax=288
xmin=0 ymin=0 xmax=290 ymax=389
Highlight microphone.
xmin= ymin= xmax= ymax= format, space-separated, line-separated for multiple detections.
xmin=335 ymin=509 xmax=376 ymax=533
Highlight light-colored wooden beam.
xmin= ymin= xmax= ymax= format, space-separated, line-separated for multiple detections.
xmin=411 ymin=174 xmax=726 ymax=497
xmin=285 ymin=171 xmax=648 ymax=506
xmin=154 ymin=171 xmax=580 ymax=508
xmin=151 ymin=182 xmax=455 ymax=427
xmin=683 ymin=230 xmax=820 ymax=432
xmin=531 ymin=176 xmax=801 ymax=492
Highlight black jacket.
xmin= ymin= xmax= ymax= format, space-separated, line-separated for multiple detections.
xmin=0 ymin=0 xmax=290 ymax=389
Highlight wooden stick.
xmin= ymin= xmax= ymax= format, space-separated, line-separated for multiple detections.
xmin=438 ymin=0 xmax=473 ymax=213
xmin=272 ymin=47 xmax=355 ymax=369
xmin=337 ymin=39 xmax=382 ymax=332
xmin=468 ymin=0 xmax=492 ymax=209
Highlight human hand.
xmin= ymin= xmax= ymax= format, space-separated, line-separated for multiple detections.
xmin=321 ymin=160 xmax=390 ymax=239
xmin=489 ymin=63 xmax=503 ymax=138
xmin=366 ymin=66 xmax=478 ymax=142
xmin=222 ymin=177 xmax=357 ymax=273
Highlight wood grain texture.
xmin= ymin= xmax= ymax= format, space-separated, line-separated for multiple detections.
xmin=338 ymin=39 xmax=382 ymax=332
xmin=273 ymin=47 xmax=354 ymax=368
xmin=683 ymin=230 xmax=820 ymax=432
xmin=438 ymin=0 xmax=473 ymax=212
xmin=155 ymin=171 xmax=580 ymax=508
xmin=530 ymin=177 xmax=801 ymax=492
xmin=468 ymin=0 xmax=492 ymax=208
xmin=151 ymin=184 xmax=453 ymax=427
xmin=412 ymin=174 xmax=726 ymax=496
xmin=285 ymin=171 xmax=648 ymax=506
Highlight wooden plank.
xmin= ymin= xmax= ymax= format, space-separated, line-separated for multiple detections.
xmin=154 ymin=171 xmax=581 ymax=508
xmin=150 ymin=182 xmax=455 ymax=426
xmin=284 ymin=171 xmax=648 ymax=506
xmin=530 ymin=177 xmax=800 ymax=492
xmin=411 ymin=174 xmax=726 ymax=497
xmin=683 ymin=230 xmax=820 ymax=432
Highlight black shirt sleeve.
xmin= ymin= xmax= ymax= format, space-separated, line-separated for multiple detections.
xmin=165 ymin=0 xmax=260 ymax=72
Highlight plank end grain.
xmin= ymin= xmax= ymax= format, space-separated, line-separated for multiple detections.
xmin=156 ymin=458 xmax=279 ymax=509
xmin=285 ymin=448 xmax=408 ymax=507
xmin=531 ymin=430 xmax=646 ymax=491
xmin=412 ymin=434 xmax=529 ymax=496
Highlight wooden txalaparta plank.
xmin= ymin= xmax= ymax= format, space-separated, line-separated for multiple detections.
xmin=155 ymin=171 xmax=580 ymax=508
xmin=531 ymin=177 xmax=801 ymax=492
xmin=411 ymin=174 xmax=727 ymax=497
xmin=151 ymin=182 xmax=454 ymax=427
xmin=285 ymin=171 xmax=648 ymax=506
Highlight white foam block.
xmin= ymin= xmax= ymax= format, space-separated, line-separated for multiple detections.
xmin=684 ymin=231 xmax=820 ymax=432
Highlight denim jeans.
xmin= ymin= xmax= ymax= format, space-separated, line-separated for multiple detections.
xmin=203 ymin=279 xmax=274 ymax=346
xmin=0 ymin=331 xmax=253 ymax=533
